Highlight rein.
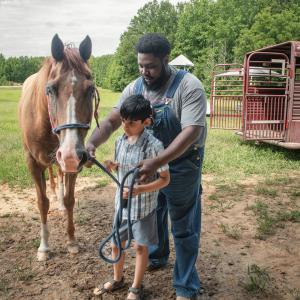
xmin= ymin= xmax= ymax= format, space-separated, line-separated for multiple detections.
xmin=47 ymin=84 xmax=101 ymax=135
xmin=88 ymin=156 xmax=139 ymax=264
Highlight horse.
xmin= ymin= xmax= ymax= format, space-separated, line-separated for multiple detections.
xmin=18 ymin=34 xmax=99 ymax=261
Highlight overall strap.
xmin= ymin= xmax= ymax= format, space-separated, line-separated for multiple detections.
xmin=165 ymin=69 xmax=187 ymax=99
xmin=134 ymin=76 xmax=144 ymax=95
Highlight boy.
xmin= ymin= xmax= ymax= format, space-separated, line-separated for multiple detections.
xmin=93 ymin=95 xmax=170 ymax=300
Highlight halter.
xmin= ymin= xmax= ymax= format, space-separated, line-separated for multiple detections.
xmin=47 ymin=84 xmax=100 ymax=135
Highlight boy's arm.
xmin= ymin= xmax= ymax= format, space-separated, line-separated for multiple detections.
xmin=136 ymin=169 xmax=170 ymax=194
xmin=122 ymin=170 xmax=170 ymax=198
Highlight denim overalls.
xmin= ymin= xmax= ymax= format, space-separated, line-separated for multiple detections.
xmin=134 ymin=70 xmax=204 ymax=298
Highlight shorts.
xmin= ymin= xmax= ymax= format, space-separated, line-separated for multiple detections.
xmin=111 ymin=210 xmax=158 ymax=246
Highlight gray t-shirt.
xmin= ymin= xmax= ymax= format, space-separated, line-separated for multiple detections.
xmin=115 ymin=66 xmax=207 ymax=147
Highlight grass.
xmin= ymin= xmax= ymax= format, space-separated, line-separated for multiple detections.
xmin=219 ymin=223 xmax=242 ymax=240
xmin=250 ymin=200 xmax=300 ymax=239
xmin=243 ymin=264 xmax=271 ymax=294
xmin=255 ymin=186 xmax=278 ymax=198
xmin=1 ymin=86 xmax=300 ymax=187
xmin=13 ymin=258 xmax=36 ymax=282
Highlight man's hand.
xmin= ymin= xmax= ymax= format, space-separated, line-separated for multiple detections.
xmin=138 ymin=158 xmax=160 ymax=182
xmin=85 ymin=142 xmax=96 ymax=167
xmin=104 ymin=160 xmax=119 ymax=173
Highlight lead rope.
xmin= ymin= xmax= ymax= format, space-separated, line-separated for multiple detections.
xmin=94 ymin=87 xmax=100 ymax=129
xmin=88 ymin=155 xmax=139 ymax=264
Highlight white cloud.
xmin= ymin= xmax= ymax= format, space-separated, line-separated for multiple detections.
xmin=0 ymin=0 xmax=181 ymax=57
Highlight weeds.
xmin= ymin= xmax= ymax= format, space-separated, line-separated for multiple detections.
xmin=289 ymin=288 xmax=300 ymax=300
xmin=250 ymin=201 xmax=300 ymax=239
xmin=264 ymin=176 xmax=294 ymax=186
xmin=255 ymin=186 xmax=278 ymax=198
xmin=219 ymin=223 xmax=242 ymax=240
xmin=13 ymin=257 xmax=36 ymax=282
xmin=0 ymin=278 xmax=9 ymax=294
xmin=243 ymin=264 xmax=271 ymax=294
xmin=75 ymin=211 xmax=90 ymax=225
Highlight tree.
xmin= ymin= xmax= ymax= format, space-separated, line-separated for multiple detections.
xmin=106 ymin=0 xmax=180 ymax=91
xmin=0 ymin=54 xmax=7 ymax=85
xmin=235 ymin=5 xmax=300 ymax=59
xmin=90 ymin=54 xmax=114 ymax=88
xmin=4 ymin=56 xmax=43 ymax=83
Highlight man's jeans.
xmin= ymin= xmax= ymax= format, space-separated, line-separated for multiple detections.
xmin=149 ymin=147 xmax=204 ymax=298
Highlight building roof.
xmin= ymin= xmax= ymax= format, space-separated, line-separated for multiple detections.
xmin=169 ymin=54 xmax=194 ymax=67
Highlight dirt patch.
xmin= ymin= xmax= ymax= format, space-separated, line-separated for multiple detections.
xmin=0 ymin=174 xmax=299 ymax=300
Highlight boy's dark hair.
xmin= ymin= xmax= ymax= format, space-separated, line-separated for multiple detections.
xmin=120 ymin=94 xmax=152 ymax=121
xmin=135 ymin=33 xmax=171 ymax=58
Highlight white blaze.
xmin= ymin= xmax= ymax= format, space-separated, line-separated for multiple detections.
xmin=64 ymin=73 xmax=79 ymax=148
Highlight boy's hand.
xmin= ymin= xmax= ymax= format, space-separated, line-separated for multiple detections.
xmin=85 ymin=142 xmax=96 ymax=168
xmin=122 ymin=185 xmax=141 ymax=198
xmin=104 ymin=160 xmax=119 ymax=173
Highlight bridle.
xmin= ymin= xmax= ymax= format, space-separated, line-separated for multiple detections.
xmin=46 ymin=83 xmax=100 ymax=135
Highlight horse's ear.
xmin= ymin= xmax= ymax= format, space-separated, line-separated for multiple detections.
xmin=79 ymin=35 xmax=92 ymax=62
xmin=51 ymin=34 xmax=64 ymax=61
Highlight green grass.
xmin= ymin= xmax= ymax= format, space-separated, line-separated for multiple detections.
xmin=250 ymin=200 xmax=300 ymax=239
xmin=243 ymin=264 xmax=271 ymax=294
xmin=219 ymin=223 xmax=242 ymax=240
xmin=1 ymin=86 xmax=300 ymax=187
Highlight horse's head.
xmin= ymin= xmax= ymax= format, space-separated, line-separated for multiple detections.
xmin=46 ymin=34 xmax=98 ymax=173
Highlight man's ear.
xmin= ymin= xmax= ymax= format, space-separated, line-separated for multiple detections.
xmin=163 ymin=55 xmax=169 ymax=65
xmin=143 ymin=117 xmax=152 ymax=126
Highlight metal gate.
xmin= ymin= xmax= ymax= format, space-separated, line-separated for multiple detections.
xmin=243 ymin=52 xmax=290 ymax=140
xmin=210 ymin=64 xmax=243 ymax=130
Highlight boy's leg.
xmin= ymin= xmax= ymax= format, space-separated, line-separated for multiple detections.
xmin=127 ymin=243 xmax=148 ymax=299
xmin=94 ymin=241 xmax=127 ymax=295
xmin=102 ymin=241 xmax=126 ymax=290
xmin=112 ymin=240 xmax=126 ymax=280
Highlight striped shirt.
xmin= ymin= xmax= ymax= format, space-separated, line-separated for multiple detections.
xmin=114 ymin=130 xmax=168 ymax=220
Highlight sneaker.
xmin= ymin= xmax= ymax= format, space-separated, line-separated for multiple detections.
xmin=147 ymin=263 xmax=167 ymax=272
xmin=176 ymin=289 xmax=204 ymax=300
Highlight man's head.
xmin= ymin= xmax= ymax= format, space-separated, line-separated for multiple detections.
xmin=135 ymin=33 xmax=171 ymax=90
xmin=120 ymin=95 xmax=152 ymax=136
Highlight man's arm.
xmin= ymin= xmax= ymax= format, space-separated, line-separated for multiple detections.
xmin=138 ymin=125 xmax=203 ymax=181
xmin=86 ymin=108 xmax=122 ymax=157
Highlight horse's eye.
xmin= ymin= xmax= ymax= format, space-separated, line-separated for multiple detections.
xmin=86 ymin=85 xmax=95 ymax=99
xmin=46 ymin=84 xmax=57 ymax=96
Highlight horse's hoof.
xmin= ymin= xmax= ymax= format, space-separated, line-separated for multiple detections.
xmin=67 ymin=243 xmax=79 ymax=254
xmin=37 ymin=251 xmax=50 ymax=261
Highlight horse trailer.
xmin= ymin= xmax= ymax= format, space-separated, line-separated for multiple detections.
xmin=210 ymin=41 xmax=300 ymax=149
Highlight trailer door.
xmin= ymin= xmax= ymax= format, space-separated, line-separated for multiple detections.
xmin=243 ymin=52 xmax=290 ymax=141
xmin=210 ymin=64 xmax=243 ymax=130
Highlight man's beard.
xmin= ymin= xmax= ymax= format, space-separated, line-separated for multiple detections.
xmin=143 ymin=64 xmax=170 ymax=91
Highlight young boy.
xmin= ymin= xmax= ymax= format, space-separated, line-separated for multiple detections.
xmin=93 ymin=95 xmax=170 ymax=300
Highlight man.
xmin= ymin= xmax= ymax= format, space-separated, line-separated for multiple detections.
xmin=86 ymin=33 xmax=207 ymax=300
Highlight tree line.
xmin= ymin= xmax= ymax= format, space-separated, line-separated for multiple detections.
xmin=1 ymin=0 xmax=300 ymax=91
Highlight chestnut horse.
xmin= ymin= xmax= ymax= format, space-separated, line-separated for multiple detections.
xmin=18 ymin=34 xmax=99 ymax=261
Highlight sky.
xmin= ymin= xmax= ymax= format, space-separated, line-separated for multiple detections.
xmin=0 ymin=0 xmax=181 ymax=57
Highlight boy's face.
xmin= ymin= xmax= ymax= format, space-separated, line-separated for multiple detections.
xmin=121 ymin=118 xmax=151 ymax=137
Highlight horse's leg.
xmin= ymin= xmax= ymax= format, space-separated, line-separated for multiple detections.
xmin=48 ymin=165 xmax=56 ymax=195
xmin=26 ymin=153 xmax=51 ymax=261
xmin=64 ymin=173 xmax=79 ymax=254
xmin=48 ymin=165 xmax=57 ymax=203
xmin=57 ymin=167 xmax=66 ymax=212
